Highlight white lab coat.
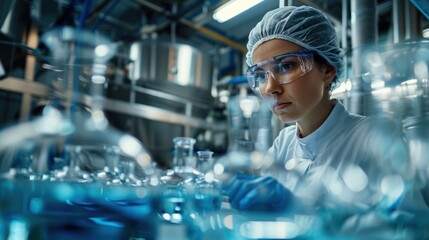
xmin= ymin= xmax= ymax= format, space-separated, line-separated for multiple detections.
xmin=264 ymin=99 xmax=428 ymax=237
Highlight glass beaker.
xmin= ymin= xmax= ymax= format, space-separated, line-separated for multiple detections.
xmin=173 ymin=137 xmax=196 ymax=168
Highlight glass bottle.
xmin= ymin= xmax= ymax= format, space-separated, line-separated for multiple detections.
xmin=196 ymin=150 xmax=214 ymax=175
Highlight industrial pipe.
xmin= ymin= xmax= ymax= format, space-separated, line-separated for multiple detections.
xmin=133 ymin=0 xmax=247 ymax=53
xmin=350 ymin=0 xmax=377 ymax=115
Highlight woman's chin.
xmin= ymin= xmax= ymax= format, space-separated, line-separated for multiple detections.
xmin=276 ymin=114 xmax=297 ymax=124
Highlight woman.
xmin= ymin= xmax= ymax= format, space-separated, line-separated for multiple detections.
xmin=224 ymin=5 xmax=414 ymax=218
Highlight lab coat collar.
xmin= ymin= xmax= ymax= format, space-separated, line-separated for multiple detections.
xmin=295 ymin=99 xmax=346 ymax=160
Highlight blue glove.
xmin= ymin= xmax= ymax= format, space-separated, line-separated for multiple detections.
xmin=223 ymin=173 xmax=294 ymax=212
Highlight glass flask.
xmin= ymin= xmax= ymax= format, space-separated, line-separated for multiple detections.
xmin=157 ymin=142 xmax=220 ymax=240
xmin=161 ymin=137 xmax=199 ymax=185
xmin=158 ymin=137 xmax=198 ymax=225
xmin=193 ymin=150 xmax=221 ymax=214
xmin=0 ymin=26 xmax=156 ymax=239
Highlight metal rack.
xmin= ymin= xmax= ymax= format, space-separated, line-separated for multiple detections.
xmin=0 ymin=77 xmax=226 ymax=134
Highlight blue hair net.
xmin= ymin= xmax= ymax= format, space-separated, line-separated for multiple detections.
xmin=246 ymin=5 xmax=345 ymax=81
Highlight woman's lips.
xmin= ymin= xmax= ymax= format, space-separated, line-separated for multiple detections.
xmin=273 ymin=102 xmax=291 ymax=111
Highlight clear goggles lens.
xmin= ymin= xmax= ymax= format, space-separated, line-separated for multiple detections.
xmin=246 ymin=50 xmax=316 ymax=90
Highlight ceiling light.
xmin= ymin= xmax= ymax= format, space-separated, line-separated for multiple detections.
xmin=0 ymin=59 xmax=5 ymax=79
xmin=213 ymin=0 xmax=263 ymax=23
xmin=423 ymin=28 xmax=429 ymax=38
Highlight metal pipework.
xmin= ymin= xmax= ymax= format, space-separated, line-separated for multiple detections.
xmin=350 ymin=0 xmax=378 ymax=115
xmin=132 ymin=0 xmax=247 ymax=53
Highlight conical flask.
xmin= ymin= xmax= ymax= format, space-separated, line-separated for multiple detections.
xmin=0 ymin=26 xmax=159 ymax=240
xmin=40 ymin=26 xmax=154 ymax=173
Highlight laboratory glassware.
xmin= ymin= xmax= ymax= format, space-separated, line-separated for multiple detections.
xmin=0 ymin=26 xmax=156 ymax=239
xmin=196 ymin=150 xmax=214 ymax=175
xmin=158 ymin=137 xmax=197 ymax=224
xmin=51 ymin=144 xmax=93 ymax=183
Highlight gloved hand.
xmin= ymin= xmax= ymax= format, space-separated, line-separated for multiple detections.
xmin=223 ymin=173 xmax=294 ymax=212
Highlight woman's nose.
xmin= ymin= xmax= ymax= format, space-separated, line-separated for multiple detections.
xmin=263 ymin=71 xmax=282 ymax=95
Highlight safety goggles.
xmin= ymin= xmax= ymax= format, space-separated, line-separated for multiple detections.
xmin=246 ymin=50 xmax=316 ymax=91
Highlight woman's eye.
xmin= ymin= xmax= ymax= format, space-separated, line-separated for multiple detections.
xmin=276 ymin=62 xmax=297 ymax=74
xmin=254 ymin=72 xmax=266 ymax=82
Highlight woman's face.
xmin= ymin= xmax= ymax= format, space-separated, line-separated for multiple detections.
xmin=252 ymin=39 xmax=335 ymax=124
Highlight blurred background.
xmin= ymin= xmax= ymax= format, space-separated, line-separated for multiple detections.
xmin=0 ymin=0 xmax=428 ymax=168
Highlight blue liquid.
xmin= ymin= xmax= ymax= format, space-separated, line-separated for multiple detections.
xmin=158 ymin=190 xmax=186 ymax=224
xmin=193 ymin=189 xmax=222 ymax=213
xmin=0 ymin=180 xmax=156 ymax=239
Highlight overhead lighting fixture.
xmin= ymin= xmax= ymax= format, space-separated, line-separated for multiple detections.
xmin=213 ymin=0 xmax=263 ymax=23
xmin=0 ymin=59 xmax=6 ymax=80
xmin=423 ymin=28 xmax=429 ymax=38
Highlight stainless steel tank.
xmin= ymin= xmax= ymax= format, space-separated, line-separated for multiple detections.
xmin=108 ymin=40 xmax=215 ymax=168
xmin=128 ymin=40 xmax=212 ymax=90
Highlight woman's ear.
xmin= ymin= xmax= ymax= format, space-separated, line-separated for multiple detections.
xmin=324 ymin=65 xmax=337 ymax=85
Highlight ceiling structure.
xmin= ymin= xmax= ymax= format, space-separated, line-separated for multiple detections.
xmin=28 ymin=0 xmax=429 ymax=57
xmin=32 ymin=0 xmax=382 ymax=53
